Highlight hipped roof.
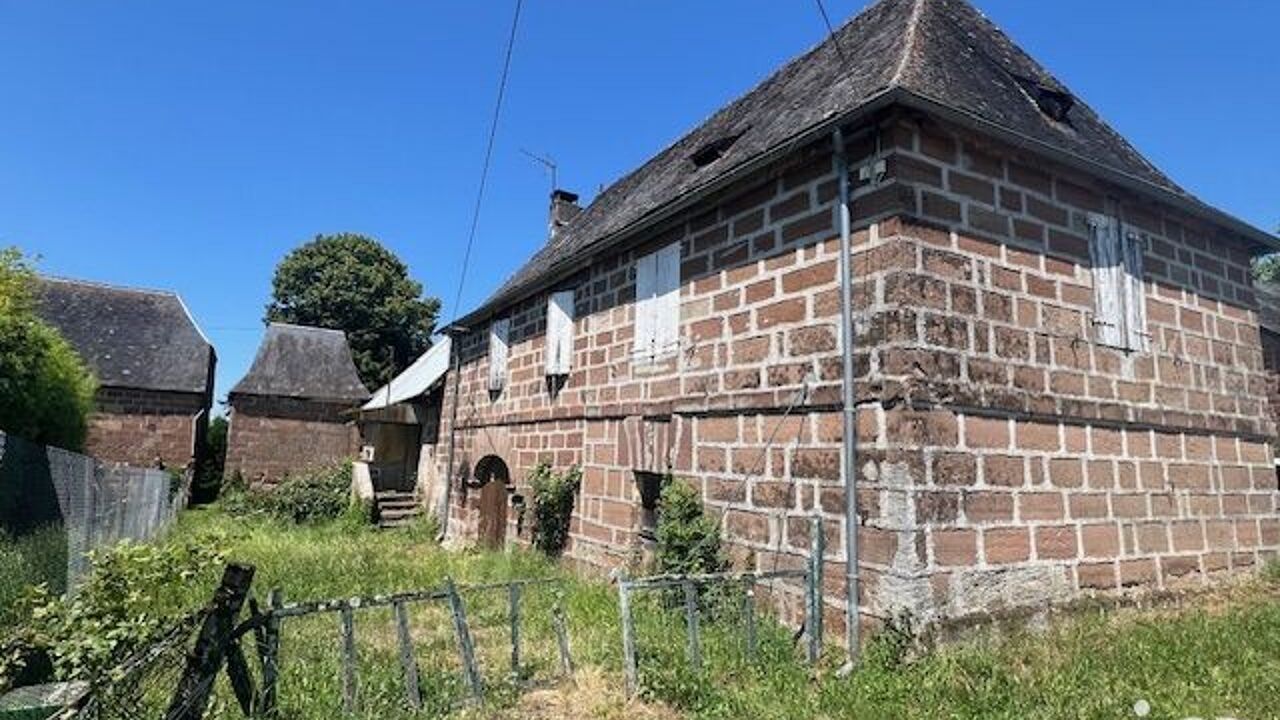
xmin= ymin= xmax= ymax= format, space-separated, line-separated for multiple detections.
xmin=230 ymin=323 xmax=369 ymax=403
xmin=463 ymin=0 xmax=1276 ymax=325
xmin=35 ymin=277 xmax=214 ymax=394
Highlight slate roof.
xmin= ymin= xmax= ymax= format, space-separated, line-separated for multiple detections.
xmin=230 ymin=323 xmax=370 ymax=403
xmin=35 ymin=277 xmax=214 ymax=395
xmin=463 ymin=0 xmax=1276 ymax=324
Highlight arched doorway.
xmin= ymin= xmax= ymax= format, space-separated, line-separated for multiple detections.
xmin=474 ymin=455 xmax=511 ymax=548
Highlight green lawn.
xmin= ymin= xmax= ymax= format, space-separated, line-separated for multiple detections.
xmin=25 ymin=508 xmax=1280 ymax=719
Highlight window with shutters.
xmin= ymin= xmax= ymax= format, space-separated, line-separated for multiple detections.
xmin=1087 ymin=213 xmax=1147 ymax=352
xmin=488 ymin=317 xmax=510 ymax=393
xmin=545 ymin=290 xmax=574 ymax=376
xmin=631 ymin=242 xmax=681 ymax=364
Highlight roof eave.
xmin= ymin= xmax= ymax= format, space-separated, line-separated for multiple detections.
xmin=892 ymin=89 xmax=1280 ymax=254
xmin=456 ymin=88 xmax=901 ymax=328
xmin=460 ymin=86 xmax=1279 ymax=327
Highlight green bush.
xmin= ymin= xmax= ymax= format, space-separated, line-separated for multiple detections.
xmin=655 ymin=476 xmax=726 ymax=576
xmin=528 ymin=463 xmax=580 ymax=556
xmin=0 ymin=534 xmax=229 ymax=690
xmin=0 ymin=248 xmax=97 ymax=451
xmin=231 ymin=461 xmax=356 ymax=524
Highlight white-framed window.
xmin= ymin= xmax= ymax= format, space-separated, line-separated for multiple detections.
xmin=632 ymin=242 xmax=681 ymax=363
xmin=1088 ymin=212 xmax=1147 ymax=352
xmin=545 ymin=289 xmax=575 ymax=376
xmin=488 ymin=317 xmax=510 ymax=392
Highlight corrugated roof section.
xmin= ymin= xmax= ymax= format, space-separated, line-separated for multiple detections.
xmin=363 ymin=337 xmax=451 ymax=409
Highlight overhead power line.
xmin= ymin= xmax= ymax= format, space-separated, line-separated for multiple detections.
xmin=449 ymin=0 xmax=525 ymax=328
xmin=814 ymin=0 xmax=849 ymax=65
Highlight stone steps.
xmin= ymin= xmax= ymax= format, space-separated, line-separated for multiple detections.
xmin=374 ymin=492 xmax=423 ymax=529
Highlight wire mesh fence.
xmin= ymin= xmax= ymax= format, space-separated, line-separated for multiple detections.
xmin=0 ymin=430 xmax=187 ymax=604
xmin=49 ymin=613 xmax=205 ymax=720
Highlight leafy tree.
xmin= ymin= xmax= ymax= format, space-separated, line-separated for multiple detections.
xmin=191 ymin=415 xmax=228 ymax=504
xmin=1253 ymin=253 xmax=1280 ymax=283
xmin=0 ymin=249 xmax=96 ymax=450
xmin=264 ymin=233 xmax=440 ymax=388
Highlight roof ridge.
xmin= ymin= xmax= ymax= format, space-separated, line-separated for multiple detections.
xmin=267 ymin=321 xmax=348 ymax=335
xmin=889 ymin=0 xmax=926 ymax=86
xmin=40 ymin=274 xmax=180 ymax=298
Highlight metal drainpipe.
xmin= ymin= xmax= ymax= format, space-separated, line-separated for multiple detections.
xmin=439 ymin=328 xmax=466 ymax=541
xmin=834 ymin=127 xmax=860 ymax=667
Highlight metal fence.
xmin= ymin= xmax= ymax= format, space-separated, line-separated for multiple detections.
xmin=0 ymin=430 xmax=187 ymax=597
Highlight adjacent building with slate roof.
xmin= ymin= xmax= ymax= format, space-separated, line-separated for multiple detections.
xmin=35 ymin=277 xmax=216 ymax=467
xmin=225 ymin=323 xmax=369 ymax=486
xmin=429 ymin=0 xmax=1279 ymax=636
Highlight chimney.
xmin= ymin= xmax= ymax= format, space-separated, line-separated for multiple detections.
xmin=548 ymin=189 xmax=581 ymax=241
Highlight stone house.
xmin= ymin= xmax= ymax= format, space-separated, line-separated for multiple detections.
xmin=35 ymin=277 xmax=216 ymax=467
xmin=425 ymin=0 xmax=1280 ymax=638
xmin=225 ymin=323 xmax=369 ymax=486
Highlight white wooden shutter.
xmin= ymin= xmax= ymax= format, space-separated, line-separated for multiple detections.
xmin=632 ymin=251 xmax=657 ymax=360
xmin=545 ymin=290 xmax=575 ymax=375
xmin=488 ymin=317 xmax=510 ymax=392
xmin=653 ymin=242 xmax=682 ymax=357
xmin=1121 ymin=227 xmax=1148 ymax=352
xmin=1088 ymin=213 xmax=1126 ymax=348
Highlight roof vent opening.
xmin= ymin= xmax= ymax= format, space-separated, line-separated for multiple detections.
xmin=690 ymin=130 xmax=745 ymax=168
xmin=1013 ymin=74 xmax=1074 ymax=124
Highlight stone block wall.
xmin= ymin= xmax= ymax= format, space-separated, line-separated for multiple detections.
xmin=439 ymin=108 xmax=1280 ymax=634
xmin=85 ymin=386 xmax=208 ymax=468
xmin=225 ymin=394 xmax=359 ymax=487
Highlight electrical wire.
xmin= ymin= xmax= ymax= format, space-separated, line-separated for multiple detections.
xmin=449 ymin=0 xmax=525 ymax=328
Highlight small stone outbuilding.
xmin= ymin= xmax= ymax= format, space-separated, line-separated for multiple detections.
xmin=225 ymin=323 xmax=369 ymax=486
xmin=35 ymin=277 xmax=216 ymax=467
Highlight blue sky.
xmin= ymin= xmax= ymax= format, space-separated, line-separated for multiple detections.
xmin=1 ymin=1 xmax=1275 ymax=410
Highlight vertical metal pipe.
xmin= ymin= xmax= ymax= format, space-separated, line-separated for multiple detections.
xmin=834 ymin=127 xmax=860 ymax=664
xmin=440 ymin=332 xmax=464 ymax=539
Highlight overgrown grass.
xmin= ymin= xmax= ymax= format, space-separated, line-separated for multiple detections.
xmin=0 ymin=524 xmax=67 ymax=629
xmin=36 ymin=509 xmax=1280 ymax=719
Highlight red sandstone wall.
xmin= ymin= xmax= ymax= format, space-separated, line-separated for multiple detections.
xmin=439 ymin=109 xmax=1280 ymax=632
xmin=85 ymin=387 xmax=207 ymax=468
xmin=225 ymin=394 xmax=359 ymax=487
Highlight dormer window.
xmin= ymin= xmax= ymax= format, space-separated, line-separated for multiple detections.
xmin=690 ymin=130 xmax=745 ymax=168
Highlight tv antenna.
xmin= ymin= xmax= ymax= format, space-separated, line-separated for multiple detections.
xmin=519 ymin=148 xmax=558 ymax=193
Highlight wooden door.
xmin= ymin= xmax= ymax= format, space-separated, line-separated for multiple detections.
xmin=477 ymin=479 xmax=507 ymax=548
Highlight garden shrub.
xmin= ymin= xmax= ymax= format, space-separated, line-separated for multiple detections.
xmin=0 ymin=533 xmax=229 ymax=690
xmin=528 ymin=463 xmax=580 ymax=556
xmin=0 ymin=247 xmax=96 ymax=451
xmin=655 ymin=476 xmax=726 ymax=576
xmin=229 ymin=461 xmax=356 ymax=524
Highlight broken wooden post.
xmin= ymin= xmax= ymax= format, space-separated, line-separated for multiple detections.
xmin=224 ymin=636 xmax=257 ymax=716
xmin=256 ymin=588 xmax=282 ymax=717
xmin=808 ymin=514 xmax=825 ymax=665
xmin=393 ymin=600 xmax=421 ymax=710
xmin=683 ymin=580 xmax=701 ymax=672
xmin=551 ymin=590 xmax=574 ymax=678
xmin=445 ymin=577 xmax=482 ymax=700
xmin=339 ymin=606 xmax=357 ymax=713
xmin=164 ymin=563 xmax=255 ymax=720
xmin=618 ymin=573 xmax=638 ymax=698
xmin=508 ymin=582 xmax=522 ymax=677
xmin=743 ymin=577 xmax=757 ymax=660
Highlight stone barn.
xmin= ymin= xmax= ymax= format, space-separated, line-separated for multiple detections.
xmin=35 ymin=277 xmax=216 ymax=467
xmin=225 ymin=323 xmax=369 ymax=486
xmin=434 ymin=0 xmax=1280 ymax=643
